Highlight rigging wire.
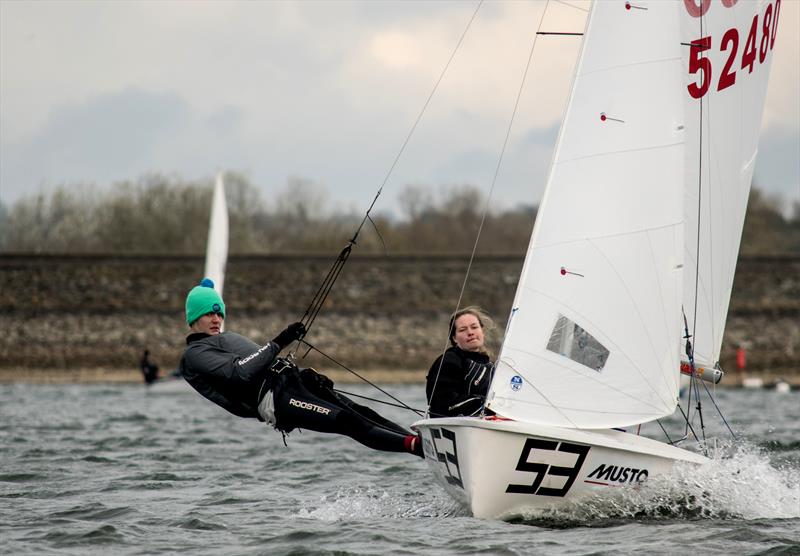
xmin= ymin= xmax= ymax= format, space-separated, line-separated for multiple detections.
xmin=675 ymin=403 xmax=703 ymax=447
xmin=279 ymin=2 xmax=487 ymax=416
xmin=427 ymin=1 xmax=551 ymax=415
xmin=293 ymin=0 xmax=485 ymax=344
xmin=676 ymin=11 xmax=714 ymax=453
xmin=682 ymin=309 xmax=707 ymax=451
xmin=687 ymin=6 xmax=706 ymax=430
xmin=698 ymin=377 xmax=737 ymax=439
xmin=655 ymin=419 xmax=674 ymax=445
xmin=682 ymin=8 xmax=737 ymax=448
xmin=299 ymin=339 xmax=424 ymax=417
xmin=333 ymin=388 xmax=428 ymax=415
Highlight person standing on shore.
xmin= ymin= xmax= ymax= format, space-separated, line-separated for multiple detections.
xmin=140 ymin=349 xmax=160 ymax=384
xmin=179 ymin=278 xmax=423 ymax=457
xmin=426 ymin=307 xmax=495 ymax=417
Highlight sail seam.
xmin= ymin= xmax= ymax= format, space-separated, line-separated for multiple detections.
xmin=533 ymin=221 xmax=681 ymax=249
xmin=579 ymin=55 xmax=683 ymax=77
xmin=556 ymin=140 xmax=683 ymax=166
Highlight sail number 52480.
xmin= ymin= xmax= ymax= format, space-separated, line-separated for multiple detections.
xmin=686 ymin=0 xmax=781 ymax=99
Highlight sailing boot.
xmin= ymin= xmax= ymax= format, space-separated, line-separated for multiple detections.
xmin=404 ymin=432 xmax=424 ymax=458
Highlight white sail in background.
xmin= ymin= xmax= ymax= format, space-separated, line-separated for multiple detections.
xmin=681 ymin=0 xmax=778 ymax=368
xmin=204 ymin=173 xmax=229 ymax=295
xmin=486 ymin=2 xmax=686 ymax=429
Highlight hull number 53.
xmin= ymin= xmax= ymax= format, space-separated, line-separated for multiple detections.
xmin=506 ymin=439 xmax=590 ymax=497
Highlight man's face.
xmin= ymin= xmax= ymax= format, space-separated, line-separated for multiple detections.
xmin=190 ymin=312 xmax=224 ymax=335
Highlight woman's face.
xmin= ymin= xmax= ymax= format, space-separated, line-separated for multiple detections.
xmin=453 ymin=313 xmax=484 ymax=352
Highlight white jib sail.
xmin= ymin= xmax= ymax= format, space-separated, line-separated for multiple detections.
xmin=486 ymin=1 xmax=686 ymax=429
xmin=204 ymin=172 xmax=229 ymax=296
xmin=680 ymin=0 xmax=778 ymax=369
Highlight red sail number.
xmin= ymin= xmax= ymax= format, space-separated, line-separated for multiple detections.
xmin=718 ymin=28 xmax=738 ymax=91
xmin=688 ymin=37 xmax=712 ymax=99
xmin=686 ymin=0 xmax=780 ymax=98
xmin=684 ymin=0 xmax=711 ymax=17
xmin=685 ymin=0 xmax=738 ymax=18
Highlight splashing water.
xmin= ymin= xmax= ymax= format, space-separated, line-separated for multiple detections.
xmin=668 ymin=441 xmax=800 ymax=520
xmin=512 ymin=440 xmax=799 ymax=524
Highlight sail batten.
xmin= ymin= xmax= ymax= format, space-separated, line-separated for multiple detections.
xmin=555 ymin=141 xmax=685 ymax=168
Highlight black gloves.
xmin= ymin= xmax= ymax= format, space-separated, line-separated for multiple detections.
xmin=300 ymin=367 xmax=334 ymax=391
xmin=272 ymin=322 xmax=306 ymax=350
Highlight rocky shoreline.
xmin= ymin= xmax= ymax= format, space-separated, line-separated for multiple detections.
xmin=2 ymin=254 xmax=797 ymax=383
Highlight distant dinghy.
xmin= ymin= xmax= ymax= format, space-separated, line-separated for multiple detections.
xmin=204 ymin=172 xmax=230 ymax=298
xmin=414 ymin=0 xmax=778 ymax=519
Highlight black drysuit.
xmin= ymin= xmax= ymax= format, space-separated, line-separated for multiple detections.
xmin=179 ymin=332 xmax=413 ymax=453
xmin=425 ymin=346 xmax=493 ymax=417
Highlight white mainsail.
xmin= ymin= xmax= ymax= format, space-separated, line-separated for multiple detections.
xmin=204 ymin=172 xmax=229 ymax=295
xmin=681 ymin=0 xmax=778 ymax=368
xmin=486 ymin=2 xmax=686 ymax=429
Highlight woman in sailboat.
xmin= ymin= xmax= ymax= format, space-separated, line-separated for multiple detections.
xmin=425 ymin=306 xmax=495 ymax=417
xmin=179 ymin=278 xmax=423 ymax=457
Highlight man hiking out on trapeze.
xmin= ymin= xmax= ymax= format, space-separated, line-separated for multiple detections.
xmin=179 ymin=278 xmax=423 ymax=457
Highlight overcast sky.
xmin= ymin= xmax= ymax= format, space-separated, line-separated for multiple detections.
xmin=1 ymin=0 xmax=798 ymax=217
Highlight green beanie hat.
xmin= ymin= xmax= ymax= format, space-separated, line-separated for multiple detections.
xmin=185 ymin=278 xmax=225 ymax=325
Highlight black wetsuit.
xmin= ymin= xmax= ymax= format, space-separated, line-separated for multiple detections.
xmin=425 ymin=346 xmax=493 ymax=417
xmin=179 ymin=332 xmax=415 ymax=454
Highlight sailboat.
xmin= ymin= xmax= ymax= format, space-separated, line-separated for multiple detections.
xmin=413 ymin=0 xmax=778 ymax=519
xmin=203 ymin=172 xmax=230 ymax=300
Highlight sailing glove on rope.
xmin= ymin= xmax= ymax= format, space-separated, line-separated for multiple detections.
xmin=300 ymin=367 xmax=334 ymax=392
xmin=272 ymin=322 xmax=306 ymax=350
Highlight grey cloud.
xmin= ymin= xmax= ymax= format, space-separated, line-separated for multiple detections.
xmin=206 ymin=105 xmax=244 ymax=136
xmin=1 ymin=88 xmax=191 ymax=201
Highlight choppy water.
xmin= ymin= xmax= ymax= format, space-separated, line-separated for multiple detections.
xmin=1 ymin=382 xmax=798 ymax=555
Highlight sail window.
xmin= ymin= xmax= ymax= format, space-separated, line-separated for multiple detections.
xmin=546 ymin=315 xmax=609 ymax=372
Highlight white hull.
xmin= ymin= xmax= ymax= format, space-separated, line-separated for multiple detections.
xmin=413 ymin=417 xmax=709 ymax=519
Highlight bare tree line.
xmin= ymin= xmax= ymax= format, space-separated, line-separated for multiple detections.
xmin=0 ymin=173 xmax=797 ymax=255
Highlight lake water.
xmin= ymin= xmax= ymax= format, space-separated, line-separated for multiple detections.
xmin=1 ymin=381 xmax=798 ymax=555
